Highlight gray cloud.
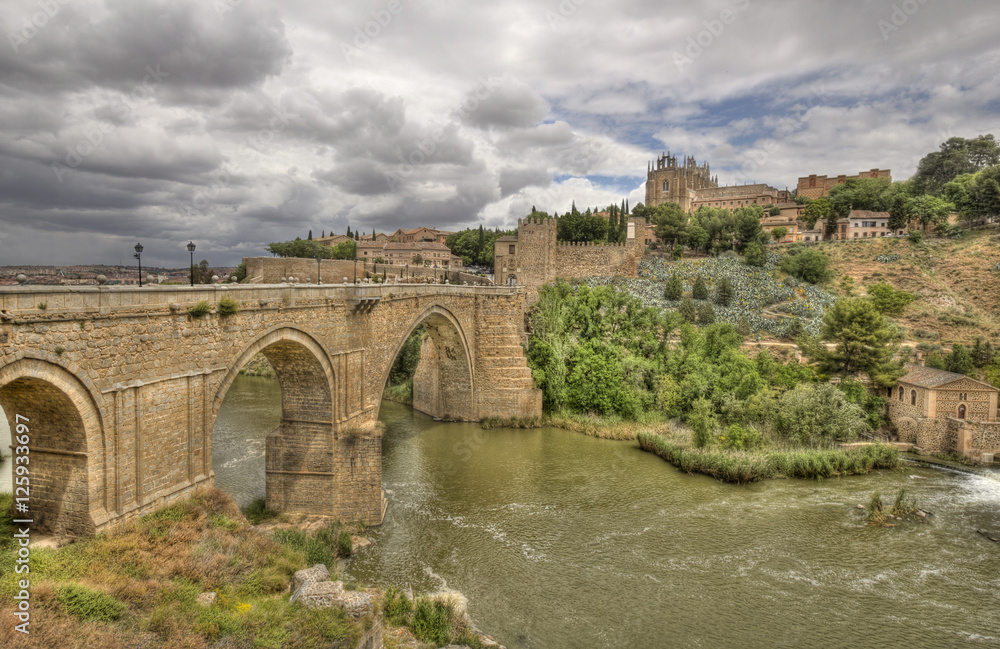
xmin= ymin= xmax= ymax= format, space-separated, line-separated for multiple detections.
xmin=0 ymin=0 xmax=998 ymax=266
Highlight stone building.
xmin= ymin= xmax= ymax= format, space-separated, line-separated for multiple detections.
xmin=493 ymin=216 xmax=646 ymax=297
xmin=796 ymin=169 xmax=892 ymax=199
xmin=831 ymin=210 xmax=895 ymax=240
xmin=886 ymin=365 xmax=1000 ymax=460
xmin=645 ymin=152 xmax=718 ymax=212
xmin=689 ymin=183 xmax=790 ymax=212
xmin=390 ymin=227 xmax=453 ymax=244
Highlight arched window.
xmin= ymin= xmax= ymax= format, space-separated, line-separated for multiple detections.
xmin=506 ymin=274 xmax=517 ymax=286
xmin=910 ymin=390 xmax=917 ymax=406
xmin=958 ymin=404 xmax=967 ymax=419
xmin=898 ymin=387 xmax=904 ymax=401
xmin=662 ymin=180 xmax=669 ymax=192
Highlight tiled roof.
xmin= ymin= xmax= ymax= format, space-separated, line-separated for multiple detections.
xmin=899 ymin=365 xmax=998 ymax=390
xmin=848 ymin=210 xmax=890 ymax=220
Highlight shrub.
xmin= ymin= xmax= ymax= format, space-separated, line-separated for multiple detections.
xmin=411 ymin=597 xmax=452 ymax=645
xmin=678 ymin=296 xmax=697 ymax=324
xmin=217 ymin=297 xmax=240 ymax=317
xmin=714 ymin=277 xmax=733 ymax=306
xmin=692 ymin=275 xmax=709 ymax=300
xmin=56 ymin=584 xmax=127 ymax=622
xmin=866 ymin=282 xmax=915 ymax=315
xmin=720 ymin=424 xmax=763 ymax=451
xmin=187 ymin=300 xmax=211 ymax=318
xmin=338 ymin=530 xmax=353 ymax=557
xmin=779 ymin=249 xmax=832 ymax=284
xmin=242 ymin=497 xmax=280 ymax=525
xmin=384 ymin=587 xmax=413 ymax=626
xmin=696 ymin=302 xmax=715 ymax=325
xmin=743 ymin=241 xmax=766 ymax=267
xmin=907 ymin=230 xmax=923 ymax=244
xmin=664 ymin=274 xmax=683 ymax=300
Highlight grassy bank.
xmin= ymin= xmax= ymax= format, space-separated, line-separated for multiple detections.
xmin=0 ymin=489 xmax=487 ymax=648
xmin=382 ymin=381 xmax=413 ymax=406
xmin=481 ymin=412 xmax=676 ymax=441
xmin=637 ymin=432 xmax=900 ymax=483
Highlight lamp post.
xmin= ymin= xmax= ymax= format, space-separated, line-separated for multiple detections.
xmin=187 ymin=241 xmax=196 ymax=286
xmin=315 ymin=256 xmax=321 ymax=284
xmin=133 ymin=243 xmax=144 ymax=287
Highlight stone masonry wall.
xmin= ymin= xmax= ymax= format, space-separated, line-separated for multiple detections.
xmin=0 ymin=283 xmax=539 ymax=536
xmin=245 ymin=257 xmax=365 ymax=284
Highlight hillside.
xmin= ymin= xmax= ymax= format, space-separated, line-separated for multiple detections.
xmin=817 ymin=227 xmax=1000 ymax=345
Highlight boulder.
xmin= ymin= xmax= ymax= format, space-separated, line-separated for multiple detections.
xmin=291 ymin=581 xmax=375 ymax=618
xmin=291 ymin=564 xmax=330 ymax=593
xmin=195 ymin=592 xmax=217 ymax=607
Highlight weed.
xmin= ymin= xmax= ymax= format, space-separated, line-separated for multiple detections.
xmin=412 ymin=597 xmax=452 ymax=645
xmin=218 ymin=297 xmax=240 ymax=317
xmin=37 ymin=302 xmax=46 ymax=310
xmin=242 ymin=497 xmax=281 ymax=525
xmin=56 ymin=584 xmax=127 ymax=622
xmin=187 ymin=300 xmax=212 ymax=318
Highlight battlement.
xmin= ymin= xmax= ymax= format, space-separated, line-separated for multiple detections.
xmin=649 ymin=151 xmax=711 ymax=176
xmin=517 ymin=216 xmax=557 ymax=229
xmin=556 ymin=241 xmax=627 ymax=248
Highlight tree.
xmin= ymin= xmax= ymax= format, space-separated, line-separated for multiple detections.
xmin=800 ymin=197 xmax=831 ymax=230
xmin=909 ymin=194 xmax=954 ymax=233
xmin=664 ymin=275 xmax=683 ymax=301
xmin=866 ymin=282 xmax=915 ymax=315
xmin=911 ymin=134 xmax=1000 ymax=196
xmin=192 ymin=259 xmax=212 ymax=284
xmin=779 ymin=249 xmax=831 ymax=284
xmin=687 ymin=224 xmax=710 ymax=253
xmin=373 ymin=256 xmax=386 ymax=265
xmin=770 ymin=226 xmax=788 ymax=242
xmin=743 ymin=241 xmax=766 ymax=267
xmin=815 ymin=297 xmax=903 ymax=387
xmin=678 ymin=296 xmax=697 ymax=323
xmin=827 ymin=178 xmax=894 ymax=214
xmin=972 ymin=337 xmax=995 ymax=368
xmin=412 ymin=254 xmax=424 ymax=266
xmin=733 ymin=206 xmax=766 ymax=252
xmin=307 ymin=229 xmax=313 ymax=240
xmin=967 ymin=165 xmax=1000 ymax=221
xmin=346 ymin=225 xmax=353 ymax=238
xmin=946 ymin=344 xmax=975 ymax=376
xmin=888 ymin=192 xmax=913 ymax=231
xmin=692 ymin=275 xmax=709 ymax=300
xmin=774 ymin=383 xmax=870 ymax=446
xmin=714 ymin=277 xmax=733 ymax=306
xmin=696 ymin=302 xmax=716 ymax=325
xmin=651 ymin=202 xmax=689 ymax=247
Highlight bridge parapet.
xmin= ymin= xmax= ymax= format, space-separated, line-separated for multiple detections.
xmin=0 ymin=283 xmax=523 ymax=319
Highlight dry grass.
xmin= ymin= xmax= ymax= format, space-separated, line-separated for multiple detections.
xmin=0 ymin=488 xmax=365 ymax=648
xmin=818 ymin=227 xmax=1000 ymax=344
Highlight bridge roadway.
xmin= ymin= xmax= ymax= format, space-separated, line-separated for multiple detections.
xmin=0 ymin=281 xmax=541 ymax=536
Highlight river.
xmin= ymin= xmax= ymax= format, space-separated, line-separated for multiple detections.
xmin=212 ymin=376 xmax=1000 ymax=648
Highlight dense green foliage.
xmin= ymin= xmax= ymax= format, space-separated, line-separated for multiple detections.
xmin=865 ymin=282 xmax=915 ymax=315
xmin=778 ymin=247 xmax=832 ymax=284
xmin=743 ymin=241 xmax=766 ymax=267
xmin=911 ymin=134 xmax=1000 ymax=196
xmin=445 ymin=225 xmax=513 ymax=266
xmin=217 ymin=297 xmax=239 ymax=317
xmin=526 ymin=281 xmax=876 ymax=446
xmin=387 ymin=326 xmax=426 ymax=389
xmin=810 ymin=297 xmax=903 ymax=387
xmin=56 ymin=584 xmax=128 ymax=622
xmin=267 ymin=238 xmax=356 ymax=259
xmin=638 ymin=433 xmax=899 ymax=483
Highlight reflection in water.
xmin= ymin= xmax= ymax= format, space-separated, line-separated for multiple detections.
xmin=212 ymin=381 xmax=1000 ymax=649
xmin=212 ymin=375 xmax=281 ymax=507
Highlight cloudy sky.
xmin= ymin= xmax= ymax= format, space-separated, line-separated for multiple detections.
xmin=1 ymin=0 xmax=998 ymax=267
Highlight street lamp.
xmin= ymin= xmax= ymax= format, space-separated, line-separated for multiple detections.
xmin=133 ymin=243 xmax=144 ymax=287
xmin=187 ymin=241 xmax=196 ymax=286
xmin=315 ymin=256 xmax=321 ymax=284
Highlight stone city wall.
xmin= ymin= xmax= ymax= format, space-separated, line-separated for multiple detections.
xmin=245 ymin=257 xmax=365 ymax=284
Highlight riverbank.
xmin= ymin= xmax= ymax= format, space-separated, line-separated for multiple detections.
xmin=637 ymin=431 xmax=901 ymax=483
xmin=0 ymin=489 xmax=497 ymax=649
xmin=481 ymin=412 xmax=676 ymax=440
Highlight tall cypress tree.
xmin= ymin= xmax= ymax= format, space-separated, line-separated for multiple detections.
xmin=308 ymin=229 xmax=313 ymax=240
xmin=347 ymin=225 xmax=352 ymax=238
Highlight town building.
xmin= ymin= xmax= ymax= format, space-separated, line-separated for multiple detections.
xmin=356 ymin=241 xmax=462 ymax=269
xmin=645 ymin=152 xmax=718 ymax=212
xmin=831 ymin=210 xmax=895 ymax=240
xmin=390 ymin=227 xmax=453 ymax=244
xmin=796 ymin=169 xmax=892 ymax=199
xmin=891 ymin=366 xmax=998 ymax=422
xmin=689 ymin=183 xmax=790 ymax=212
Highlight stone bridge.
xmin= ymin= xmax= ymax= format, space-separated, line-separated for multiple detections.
xmin=0 ymin=282 xmax=541 ymax=537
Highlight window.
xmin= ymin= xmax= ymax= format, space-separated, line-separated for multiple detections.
xmin=663 ymin=180 xmax=669 ymax=192
xmin=911 ymin=390 xmax=917 ymax=406
xmin=509 ymin=245 xmax=515 ymax=255
xmin=898 ymin=387 xmax=904 ymax=401
xmin=958 ymin=404 xmax=967 ymax=419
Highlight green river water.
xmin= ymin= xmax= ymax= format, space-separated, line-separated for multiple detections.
xmin=212 ymin=376 xmax=1000 ymax=649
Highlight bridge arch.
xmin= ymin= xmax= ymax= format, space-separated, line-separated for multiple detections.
xmin=379 ymin=304 xmax=475 ymax=421
xmin=213 ymin=327 xmax=337 ymax=515
xmin=0 ymin=357 xmax=108 ymax=536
